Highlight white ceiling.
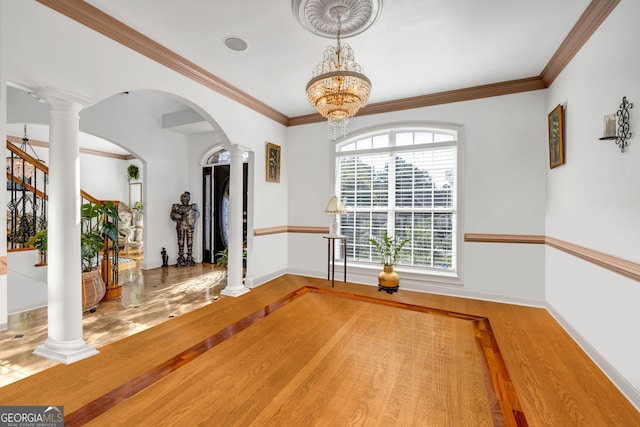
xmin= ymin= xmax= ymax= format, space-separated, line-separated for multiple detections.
xmin=85 ymin=0 xmax=591 ymax=119
xmin=7 ymin=1 xmax=594 ymax=155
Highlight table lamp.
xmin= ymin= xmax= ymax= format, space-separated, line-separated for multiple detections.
xmin=325 ymin=196 xmax=346 ymax=236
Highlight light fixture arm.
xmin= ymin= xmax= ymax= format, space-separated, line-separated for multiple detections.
xmin=335 ymin=16 xmax=342 ymax=68
xmin=20 ymin=124 xmax=43 ymax=162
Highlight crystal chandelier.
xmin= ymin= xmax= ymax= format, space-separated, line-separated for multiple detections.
xmin=306 ymin=6 xmax=372 ymax=139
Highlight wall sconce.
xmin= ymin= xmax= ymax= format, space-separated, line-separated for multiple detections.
xmin=599 ymin=96 xmax=633 ymax=152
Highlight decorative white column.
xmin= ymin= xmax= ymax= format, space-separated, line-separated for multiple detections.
xmin=221 ymin=144 xmax=250 ymax=297
xmin=33 ymin=88 xmax=98 ymax=364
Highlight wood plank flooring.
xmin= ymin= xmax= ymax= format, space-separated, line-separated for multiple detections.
xmin=1 ymin=271 xmax=639 ymax=426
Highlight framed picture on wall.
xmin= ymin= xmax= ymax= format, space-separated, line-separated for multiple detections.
xmin=266 ymin=142 xmax=280 ymax=183
xmin=129 ymin=182 xmax=142 ymax=207
xmin=548 ymin=104 xmax=565 ymax=169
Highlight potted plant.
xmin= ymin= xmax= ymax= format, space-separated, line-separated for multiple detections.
xmin=215 ymin=247 xmax=247 ymax=269
xmin=26 ymin=228 xmax=48 ymax=265
xmin=369 ymin=232 xmax=409 ymax=294
xmin=127 ymin=164 xmax=139 ymax=182
xmin=134 ymin=200 xmax=144 ymax=226
xmin=23 ymin=200 xmax=119 ymax=310
xmin=81 ymin=201 xmax=120 ymax=301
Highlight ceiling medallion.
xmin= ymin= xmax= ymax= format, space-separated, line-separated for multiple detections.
xmin=292 ymin=0 xmax=384 ymax=38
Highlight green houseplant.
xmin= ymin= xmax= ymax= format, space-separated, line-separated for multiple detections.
xmin=26 ymin=228 xmax=48 ymax=265
xmin=80 ymin=201 xmax=119 ymax=272
xmin=369 ymin=232 xmax=409 ymax=294
xmin=134 ymin=200 xmax=144 ymax=225
xmin=25 ymin=201 xmax=118 ymax=271
xmin=81 ymin=200 xmax=120 ymax=306
xmin=25 ymin=200 xmax=119 ymax=310
xmin=127 ymin=164 xmax=139 ymax=182
xmin=215 ymin=247 xmax=247 ymax=269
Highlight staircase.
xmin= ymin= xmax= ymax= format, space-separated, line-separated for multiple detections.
xmin=6 ymin=139 xmax=121 ymax=312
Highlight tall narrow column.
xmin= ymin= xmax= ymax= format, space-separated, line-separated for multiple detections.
xmin=221 ymin=144 xmax=250 ymax=297
xmin=34 ymin=88 xmax=98 ymax=363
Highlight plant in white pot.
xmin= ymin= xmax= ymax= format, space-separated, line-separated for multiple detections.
xmin=134 ymin=200 xmax=144 ymax=226
xmin=369 ymin=232 xmax=409 ymax=294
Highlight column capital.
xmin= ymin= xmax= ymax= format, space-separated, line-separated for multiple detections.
xmin=230 ymin=144 xmax=247 ymax=157
xmin=31 ymin=87 xmax=94 ymax=113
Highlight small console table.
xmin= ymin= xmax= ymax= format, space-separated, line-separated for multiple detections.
xmin=323 ymin=235 xmax=346 ymax=287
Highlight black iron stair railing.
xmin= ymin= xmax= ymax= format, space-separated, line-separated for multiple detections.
xmin=6 ymin=139 xmax=120 ymax=288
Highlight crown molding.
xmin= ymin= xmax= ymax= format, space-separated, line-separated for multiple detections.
xmin=36 ymin=0 xmax=289 ymax=127
xmin=37 ymin=0 xmax=618 ymax=127
xmin=289 ymin=77 xmax=547 ymax=126
xmin=540 ymin=0 xmax=620 ymax=86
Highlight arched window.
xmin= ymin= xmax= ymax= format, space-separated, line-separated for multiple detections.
xmin=335 ymin=125 xmax=460 ymax=273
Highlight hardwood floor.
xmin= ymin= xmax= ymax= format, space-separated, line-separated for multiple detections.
xmin=0 ymin=262 xmax=225 ymax=387
xmin=1 ymin=270 xmax=639 ymax=425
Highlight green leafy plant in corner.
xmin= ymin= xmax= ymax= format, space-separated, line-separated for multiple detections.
xmin=369 ymin=232 xmax=409 ymax=266
xmin=215 ymin=247 xmax=247 ymax=268
xmin=215 ymin=248 xmax=229 ymax=267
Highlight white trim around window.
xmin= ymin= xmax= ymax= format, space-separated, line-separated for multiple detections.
xmin=332 ymin=122 xmax=464 ymax=285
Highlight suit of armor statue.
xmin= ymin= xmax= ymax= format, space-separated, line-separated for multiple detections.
xmin=170 ymin=191 xmax=199 ymax=267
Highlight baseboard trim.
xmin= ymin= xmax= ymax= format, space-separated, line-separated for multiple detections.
xmin=9 ymin=302 xmax=47 ymax=316
xmin=286 ymin=269 xmax=546 ymax=308
xmin=546 ymin=302 xmax=640 ymax=411
xmin=250 ymin=268 xmax=288 ymax=288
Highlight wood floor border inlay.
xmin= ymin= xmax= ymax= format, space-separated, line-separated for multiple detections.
xmin=65 ymin=286 xmax=527 ymax=426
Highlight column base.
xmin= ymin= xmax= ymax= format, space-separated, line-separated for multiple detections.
xmin=34 ymin=337 xmax=99 ymax=364
xmin=221 ymin=286 xmax=251 ymax=297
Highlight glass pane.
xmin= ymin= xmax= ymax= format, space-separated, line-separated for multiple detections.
xmin=434 ymin=133 xmax=455 ymax=142
xmin=413 ymin=249 xmax=431 ymax=267
xmin=415 ymin=132 xmax=433 ymax=144
xmin=434 ymin=251 xmax=453 ymax=269
xmin=396 ymin=132 xmax=413 ymax=146
xmin=339 ymin=142 xmax=356 ymax=152
xmin=356 ymin=138 xmax=372 ymax=150
xmin=372 ymin=134 xmax=389 ymax=148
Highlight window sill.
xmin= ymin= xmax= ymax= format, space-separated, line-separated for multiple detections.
xmin=343 ymin=261 xmax=462 ymax=287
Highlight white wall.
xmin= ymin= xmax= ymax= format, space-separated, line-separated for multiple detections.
xmin=545 ymin=0 xmax=640 ymax=397
xmin=287 ymin=90 xmax=547 ymax=301
xmin=1 ymin=0 xmax=288 ymax=280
